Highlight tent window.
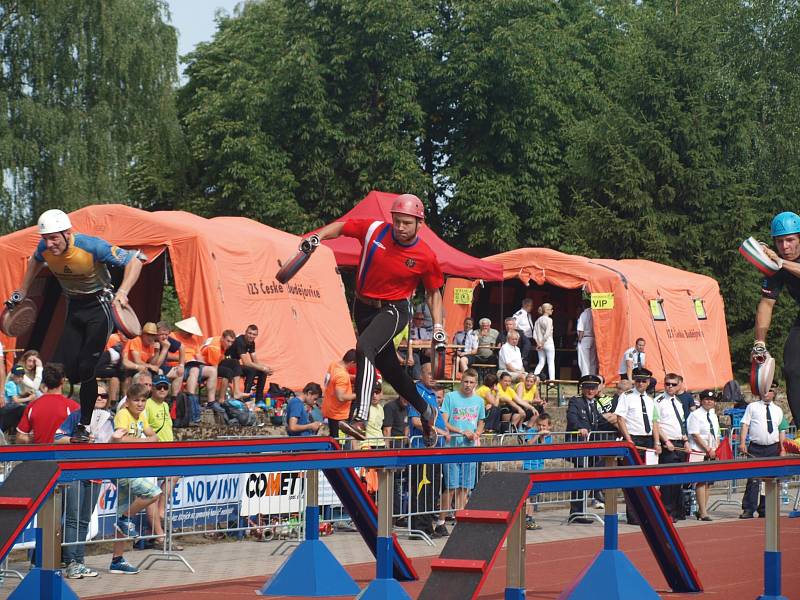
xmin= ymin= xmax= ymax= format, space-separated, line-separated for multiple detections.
xmin=693 ymin=298 xmax=707 ymax=320
xmin=649 ymin=299 xmax=666 ymax=321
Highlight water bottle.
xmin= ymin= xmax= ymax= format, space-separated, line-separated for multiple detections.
xmin=781 ymin=481 xmax=790 ymax=505
xmin=689 ymin=487 xmax=698 ymax=515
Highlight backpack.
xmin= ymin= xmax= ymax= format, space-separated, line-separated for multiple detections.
xmin=171 ymin=392 xmax=191 ymax=429
xmin=223 ymin=399 xmax=257 ymax=426
xmin=722 ymin=380 xmax=745 ymax=407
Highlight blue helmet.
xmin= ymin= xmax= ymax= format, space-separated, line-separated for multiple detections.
xmin=771 ymin=211 xmax=800 ymax=237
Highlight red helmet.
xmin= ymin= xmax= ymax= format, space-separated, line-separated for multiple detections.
xmin=390 ymin=194 xmax=425 ymax=220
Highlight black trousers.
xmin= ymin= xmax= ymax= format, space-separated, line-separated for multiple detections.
xmin=569 ymin=452 xmax=604 ymax=515
xmin=658 ymin=441 xmax=686 ymax=517
xmin=742 ymin=442 xmax=782 ymax=514
xmin=352 ymin=299 xmax=428 ymax=422
xmin=783 ymin=325 xmax=800 ymax=425
xmin=54 ymin=294 xmax=113 ymax=426
xmin=625 ymin=435 xmax=654 ymax=524
xmin=242 ymin=365 xmax=266 ymax=401
xmin=409 ymin=463 xmax=441 ymax=533
xmin=484 ymin=406 xmax=502 ymax=433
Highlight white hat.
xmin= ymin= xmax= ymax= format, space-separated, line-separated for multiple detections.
xmin=175 ymin=316 xmax=203 ymax=337
xmin=38 ymin=209 xmax=72 ymax=235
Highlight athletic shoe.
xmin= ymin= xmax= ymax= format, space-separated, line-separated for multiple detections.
xmin=525 ymin=517 xmax=542 ymax=531
xmin=421 ymin=406 xmax=439 ymax=448
xmin=78 ymin=564 xmax=98 ymax=578
xmin=593 ymin=501 xmax=605 ymax=510
xmin=338 ymin=420 xmax=367 ymax=441
xmin=739 ymin=511 xmax=755 ymax=519
xmin=115 ymin=516 xmax=139 ymax=539
xmin=109 ymin=557 xmax=139 ymax=574
xmin=434 ymin=524 xmax=449 ymax=537
xmin=65 ymin=562 xmax=83 ymax=579
xmin=70 ymin=423 xmax=90 ymax=443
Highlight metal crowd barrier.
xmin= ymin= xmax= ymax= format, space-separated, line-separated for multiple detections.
xmin=3 ymin=467 xmax=312 ymax=574
xmin=709 ymin=425 xmax=798 ymax=511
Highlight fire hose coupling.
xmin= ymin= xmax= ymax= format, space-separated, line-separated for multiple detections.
xmin=300 ymin=234 xmax=320 ymax=253
xmin=5 ymin=291 xmax=23 ymax=309
xmin=752 ymin=341 xmax=768 ymax=363
xmin=433 ymin=328 xmax=446 ymax=350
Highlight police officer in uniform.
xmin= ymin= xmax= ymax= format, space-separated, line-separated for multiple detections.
xmin=512 ymin=299 xmax=535 ymax=365
xmin=614 ymin=367 xmax=661 ymax=525
xmin=566 ymin=374 xmax=610 ymax=523
xmin=739 ymin=390 xmax=787 ymax=518
xmin=655 ymin=373 xmax=690 ymax=521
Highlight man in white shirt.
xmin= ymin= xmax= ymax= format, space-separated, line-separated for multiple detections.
xmin=686 ymin=390 xmax=720 ymax=520
xmin=498 ymin=331 xmax=525 ymax=381
xmin=619 ymin=338 xmax=646 ymax=380
xmin=656 ymin=373 xmax=690 ymax=521
xmin=512 ymin=299 xmax=534 ymax=363
xmin=739 ymin=388 xmax=787 ymax=519
xmin=576 ymin=304 xmax=597 ymax=376
xmin=614 ymin=367 xmax=661 ymax=525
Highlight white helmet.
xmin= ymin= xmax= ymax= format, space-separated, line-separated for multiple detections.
xmin=37 ymin=209 xmax=72 ymax=235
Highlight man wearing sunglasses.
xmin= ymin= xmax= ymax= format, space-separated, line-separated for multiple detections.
xmin=655 ymin=374 xmax=690 ymax=521
xmin=614 ymin=367 xmax=661 ymax=526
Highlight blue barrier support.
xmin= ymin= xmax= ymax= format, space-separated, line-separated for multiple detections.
xmin=259 ymin=470 xmax=359 ymax=597
xmin=357 ymin=470 xmax=410 ymax=600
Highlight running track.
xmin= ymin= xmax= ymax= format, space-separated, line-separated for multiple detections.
xmin=88 ymin=518 xmax=800 ymax=599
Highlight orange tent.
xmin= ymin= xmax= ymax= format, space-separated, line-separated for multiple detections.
xmin=0 ymin=205 xmax=355 ymax=390
xmin=481 ymin=248 xmax=733 ymax=390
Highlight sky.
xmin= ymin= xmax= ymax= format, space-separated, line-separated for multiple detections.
xmin=165 ymin=0 xmax=242 ymax=79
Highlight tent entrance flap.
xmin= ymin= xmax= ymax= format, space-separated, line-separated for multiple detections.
xmin=471 ymin=280 xmax=584 ymax=381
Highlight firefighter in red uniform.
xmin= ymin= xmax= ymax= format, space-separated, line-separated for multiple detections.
xmin=314 ymin=194 xmax=444 ymax=447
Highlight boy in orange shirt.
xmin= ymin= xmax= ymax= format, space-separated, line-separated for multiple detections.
xmin=321 ymin=349 xmax=357 ymax=439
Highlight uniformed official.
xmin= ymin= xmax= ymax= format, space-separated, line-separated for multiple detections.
xmin=576 ymin=303 xmax=598 ymax=376
xmin=739 ymin=390 xmax=787 ymax=518
xmin=566 ymin=374 xmax=615 ymax=522
xmin=512 ymin=299 xmax=535 ymax=364
xmin=614 ymin=367 xmax=661 ymax=525
xmin=655 ymin=373 xmax=690 ymax=521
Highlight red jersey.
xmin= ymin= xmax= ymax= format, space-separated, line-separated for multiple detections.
xmin=17 ymin=394 xmax=80 ymax=444
xmin=341 ymin=220 xmax=444 ymax=300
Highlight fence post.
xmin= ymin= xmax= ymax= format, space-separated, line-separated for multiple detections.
xmin=504 ymin=503 xmax=526 ymax=600
xmin=757 ymin=478 xmax=787 ymax=600
xmin=356 ymin=468 xmax=411 ymax=599
xmin=8 ymin=487 xmax=78 ymax=600
xmin=603 ymin=457 xmax=618 ymax=551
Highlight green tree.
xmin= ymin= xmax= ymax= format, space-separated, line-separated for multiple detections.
xmin=0 ymin=0 xmax=182 ymax=231
xmin=178 ymin=0 xmax=433 ymax=232
xmin=560 ymin=1 xmax=773 ymax=375
xmin=432 ymin=0 xmax=607 ymax=254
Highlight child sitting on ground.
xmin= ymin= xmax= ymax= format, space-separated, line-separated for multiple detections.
xmin=522 ymin=413 xmax=553 ymax=530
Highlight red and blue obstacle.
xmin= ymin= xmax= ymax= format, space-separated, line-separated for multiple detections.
xmin=0 ymin=439 xmax=796 ymax=599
